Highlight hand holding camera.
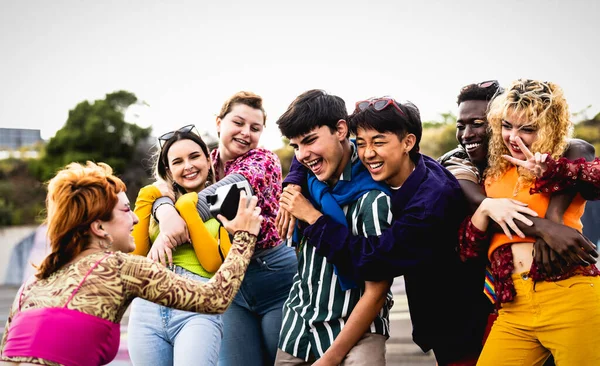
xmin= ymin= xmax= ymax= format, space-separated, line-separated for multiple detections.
xmin=207 ymin=180 xmax=253 ymax=222
xmin=217 ymin=191 xmax=263 ymax=237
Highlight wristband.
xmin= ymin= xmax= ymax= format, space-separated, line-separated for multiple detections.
xmin=152 ymin=196 xmax=175 ymax=222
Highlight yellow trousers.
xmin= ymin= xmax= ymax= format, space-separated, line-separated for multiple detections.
xmin=477 ymin=273 xmax=600 ymax=366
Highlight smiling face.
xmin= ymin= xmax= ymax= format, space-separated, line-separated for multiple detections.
xmin=216 ymin=103 xmax=265 ymax=162
xmin=356 ymin=127 xmax=415 ymax=187
xmin=501 ymin=110 xmax=538 ymax=160
xmin=100 ymin=192 xmax=139 ymax=253
xmin=289 ymin=123 xmax=348 ymax=186
xmin=456 ymin=100 xmax=490 ymax=168
xmin=166 ymin=139 xmax=211 ymax=193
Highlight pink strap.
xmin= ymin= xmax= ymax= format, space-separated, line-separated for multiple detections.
xmin=64 ymin=253 xmax=112 ymax=307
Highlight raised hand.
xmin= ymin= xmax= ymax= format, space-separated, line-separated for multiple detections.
xmin=279 ymin=186 xmax=322 ymax=225
xmin=502 ymin=136 xmax=549 ymax=177
xmin=218 ymin=191 xmax=263 ymax=236
xmin=480 ymin=198 xmax=538 ymax=239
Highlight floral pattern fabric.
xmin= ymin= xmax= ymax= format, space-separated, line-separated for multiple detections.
xmin=211 ymin=147 xmax=283 ymax=249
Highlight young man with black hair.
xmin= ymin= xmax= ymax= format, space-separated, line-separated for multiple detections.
xmin=281 ymin=95 xmax=491 ymax=365
xmin=274 ymin=90 xmax=394 ymax=365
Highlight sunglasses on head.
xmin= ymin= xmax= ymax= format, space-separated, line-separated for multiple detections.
xmin=158 ymin=124 xmax=199 ymax=148
xmin=478 ymin=80 xmax=500 ymax=89
xmin=354 ymin=97 xmax=406 ymax=116
xmin=461 ymin=80 xmax=500 ymax=92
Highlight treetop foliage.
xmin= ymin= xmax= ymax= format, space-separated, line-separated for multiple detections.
xmin=31 ymin=91 xmax=152 ymax=181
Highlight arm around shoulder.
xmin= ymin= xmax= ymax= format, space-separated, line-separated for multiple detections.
xmin=131 ymin=185 xmax=163 ymax=256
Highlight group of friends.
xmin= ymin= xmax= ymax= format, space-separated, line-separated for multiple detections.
xmin=1 ymin=79 xmax=600 ymax=366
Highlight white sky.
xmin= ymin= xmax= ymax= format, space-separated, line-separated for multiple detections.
xmin=1 ymin=0 xmax=599 ymax=151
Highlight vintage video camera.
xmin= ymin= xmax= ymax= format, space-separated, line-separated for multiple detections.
xmin=207 ymin=180 xmax=253 ymax=222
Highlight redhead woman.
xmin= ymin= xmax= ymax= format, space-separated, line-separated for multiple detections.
xmin=0 ymin=161 xmax=262 ymax=366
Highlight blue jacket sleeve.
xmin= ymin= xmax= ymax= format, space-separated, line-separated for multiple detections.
xmin=303 ymin=189 xmax=464 ymax=281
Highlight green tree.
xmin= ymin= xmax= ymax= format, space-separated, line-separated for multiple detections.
xmin=273 ymin=137 xmax=295 ymax=178
xmin=573 ymin=112 xmax=600 ymax=154
xmin=421 ymin=111 xmax=458 ymax=159
xmin=0 ymin=158 xmax=46 ymax=226
xmin=31 ymin=91 xmax=151 ymax=181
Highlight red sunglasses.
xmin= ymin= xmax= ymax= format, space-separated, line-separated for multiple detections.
xmin=354 ymin=97 xmax=406 ymax=116
xmin=461 ymin=80 xmax=500 ymax=92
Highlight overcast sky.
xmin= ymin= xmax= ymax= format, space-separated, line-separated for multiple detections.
xmin=1 ymin=0 xmax=599 ymax=150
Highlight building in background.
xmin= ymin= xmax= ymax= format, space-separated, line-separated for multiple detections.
xmin=0 ymin=128 xmax=44 ymax=159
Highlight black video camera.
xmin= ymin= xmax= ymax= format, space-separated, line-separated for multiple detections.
xmin=207 ymin=180 xmax=253 ymax=222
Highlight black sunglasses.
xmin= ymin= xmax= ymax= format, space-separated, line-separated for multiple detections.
xmin=158 ymin=124 xmax=199 ymax=148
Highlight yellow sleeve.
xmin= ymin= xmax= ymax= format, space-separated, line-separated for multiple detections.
xmin=175 ymin=192 xmax=225 ymax=272
xmin=219 ymin=226 xmax=232 ymax=258
xmin=131 ymin=185 xmax=162 ymax=256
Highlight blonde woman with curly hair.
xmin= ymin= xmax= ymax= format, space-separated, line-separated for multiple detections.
xmin=459 ymin=79 xmax=600 ymax=365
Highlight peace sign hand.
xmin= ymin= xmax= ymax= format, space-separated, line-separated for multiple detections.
xmin=502 ymin=136 xmax=549 ymax=177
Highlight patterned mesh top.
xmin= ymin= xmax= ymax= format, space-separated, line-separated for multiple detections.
xmin=0 ymin=230 xmax=257 ymax=365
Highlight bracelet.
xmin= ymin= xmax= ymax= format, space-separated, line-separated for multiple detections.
xmin=152 ymin=197 xmax=176 ymax=223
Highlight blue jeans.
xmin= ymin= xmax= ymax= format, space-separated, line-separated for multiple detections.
xmin=219 ymin=243 xmax=298 ymax=366
xmin=127 ymin=266 xmax=223 ymax=366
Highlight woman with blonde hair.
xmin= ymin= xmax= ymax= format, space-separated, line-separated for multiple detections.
xmin=0 ymin=161 xmax=262 ymax=366
xmin=460 ymin=79 xmax=600 ymax=365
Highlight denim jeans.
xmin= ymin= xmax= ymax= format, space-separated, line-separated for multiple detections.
xmin=219 ymin=243 xmax=298 ymax=366
xmin=127 ymin=266 xmax=223 ymax=366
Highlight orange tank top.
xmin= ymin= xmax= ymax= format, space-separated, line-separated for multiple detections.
xmin=485 ymin=167 xmax=586 ymax=260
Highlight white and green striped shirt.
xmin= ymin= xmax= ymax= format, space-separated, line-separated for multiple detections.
xmin=278 ymin=153 xmax=393 ymax=361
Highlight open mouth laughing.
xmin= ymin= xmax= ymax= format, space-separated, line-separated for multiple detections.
xmin=367 ymin=162 xmax=384 ymax=173
xmin=182 ymin=171 xmax=199 ymax=180
xmin=464 ymin=142 xmax=482 ymax=152
xmin=305 ymin=158 xmax=323 ymax=174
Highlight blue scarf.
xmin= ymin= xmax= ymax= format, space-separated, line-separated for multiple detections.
xmin=305 ymin=155 xmax=391 ymax=291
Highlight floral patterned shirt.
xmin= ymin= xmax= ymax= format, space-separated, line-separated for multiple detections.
xmin=211 ymin=147 xmax=283 ymax=249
